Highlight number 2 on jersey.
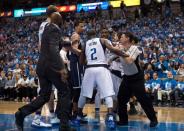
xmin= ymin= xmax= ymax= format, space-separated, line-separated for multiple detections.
xmin=91 ymin=48 xmax=97 ymax=60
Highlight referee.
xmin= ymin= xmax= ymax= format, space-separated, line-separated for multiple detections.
xmin=103 ymin=32 xmax=158 ymax=127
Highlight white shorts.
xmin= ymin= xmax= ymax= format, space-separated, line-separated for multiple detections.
xmin=81 ymin=67 xmax=115 ymax=99
xmin=111 ymin=73 xmax=121 ymax=97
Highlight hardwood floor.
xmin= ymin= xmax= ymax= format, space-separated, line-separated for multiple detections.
xmin=0 ymin=101 xmax=184 ymax=131
xmin=0 ymin=101 xmax=184 ymax=123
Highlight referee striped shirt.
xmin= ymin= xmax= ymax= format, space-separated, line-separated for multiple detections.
xmin=120 ymin=45 xmax=142 ymax=76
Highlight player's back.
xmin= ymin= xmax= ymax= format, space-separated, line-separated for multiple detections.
xmin=85 ymin=38 xmax=107 ymax=65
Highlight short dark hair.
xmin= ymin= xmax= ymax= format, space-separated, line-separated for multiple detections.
xmin=153 ymin=72 xmax=158 ymax=75
xmin=74 ymin=20 xmax=84 ymax=28
xmin=124 ymin=32 xmax=135 ymax=43
xmin=117 ymin=32 xmax=136 ymax=43
xmin=87 ymin=29 xmax=96 ymax=38
xmin=101 ymin=28 xmax=109 ymax=33
xmin=46 ymin=5 xmax=58 ymax=17
xmin=133 ymin=35 xmax=139 ymax=44
xmin=117 ymin=32 xmax=124 ymax=40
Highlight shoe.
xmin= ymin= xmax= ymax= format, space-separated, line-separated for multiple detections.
xmin=105 ymin=113 xmax=116 ymax=130
xmin=15 ymin=111 xmax=24 ymax=131
xmin=31 ymin=119 xmax=52 ymax=128
xmin=59 ymin=125 xmax=76 ymax=131
xmin=80 ymin=118 xmax=88 ymax=124
xmin=74 ymin=112 xmax=87 ymax=119
xmin=93 ymin=112 xmax=100 ymax=123
xmin=70 ymin=119 xmax=80 ymax=127
xmin=50 ymin=117 xmax=60 ymax=125
xmin=70 ymin=117 xmax=88 ymax=126
xmin=150 ymin=120 xmax=158 ymax=127
xmin=117 ymin=121 xmax=128 ymax=126
xmin=175 ymin=103 xmax=179 ymax=107
xmin=81 ymin=113 xmax=87 ymax=118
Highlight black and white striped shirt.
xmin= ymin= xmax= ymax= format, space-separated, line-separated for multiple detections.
xmin=120 ymin=45 xmax=142 ymax=76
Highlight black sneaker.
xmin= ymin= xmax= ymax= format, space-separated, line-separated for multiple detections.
xmin=72 ymin=112 xmax=87 ymax=119
xmin=15 ymin=111 xmax=24 ymax=131
xmin=150 ymin=120 xmax=158 ymax=127
xmin=117 ymin=121 xmax=128 ymax=126
xmin=80 ymin=119 xmax=88 ymax=124
xmin=81 ymin=113 xmax=87 ymax=118
xmin=59 ymin=125 xmax=76 ymax=131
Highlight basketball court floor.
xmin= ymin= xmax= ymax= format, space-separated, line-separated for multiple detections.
xmin=0 ymin=101 xmax=184 ymax=131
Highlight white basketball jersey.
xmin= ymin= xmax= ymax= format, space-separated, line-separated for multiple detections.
xmin=85 ymin=38 xmax=107 ymax=65
xmin=38 ymin=21 xmax=49 ymax=44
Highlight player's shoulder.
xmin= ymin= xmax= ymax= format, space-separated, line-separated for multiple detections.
xmin=39 ymin=21 xmax=49 ymax=30
xmin=130 ymin=45 xmax=142 ymax=53
xmin=40 ymin=21 xmax=48 ymax=27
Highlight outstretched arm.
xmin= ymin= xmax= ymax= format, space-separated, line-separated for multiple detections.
xmin=100 ymin=38 xmax=129 ymax=57
xmin=70 ymin=33 xmax=81 ymax=56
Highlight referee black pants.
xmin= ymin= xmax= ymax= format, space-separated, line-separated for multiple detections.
xmin=18 ymin=68 xmax=72 ymax=125
xmin=118 ymin=73 xmax=157 ymax=123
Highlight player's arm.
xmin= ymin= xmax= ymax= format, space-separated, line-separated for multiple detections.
xmin=79 ymin=48 xmax=87 ymax=65
xmin=70 ymin=33 xmax=81 ymax=56
xmin=70 ymin=44 xmax=82 ymax=56
xmin=100 ymin=38 xmax=129 ymax=58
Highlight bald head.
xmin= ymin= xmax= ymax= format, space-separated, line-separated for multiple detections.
xmin=46 ymin=5 xmax=58 ymax=17
xmin=50 ymin=12 xmax=62 ymax=26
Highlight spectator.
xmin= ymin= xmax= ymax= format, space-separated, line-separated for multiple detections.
xmin=0 ymin=71 xmax=6 ymax=99
xmin=150 ymin=72 xmax=162 ymax=105
xmin=158 ymin=71 xmax=177 ymax=106
xmin=170 ymin=75 xmax=184 ymax=106
xmin=177 ymin=63 xmax=184 ymax=76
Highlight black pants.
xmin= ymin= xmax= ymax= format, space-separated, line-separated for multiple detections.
xmin=118 ymin=74 xmax=157 ymax=123
xmin=170 ymin=88 xmax=183 ymax=102
xmin=17 ymin=87 xmax=28 ymax=100
xmin=0 ymin=87 xmax=5 ymax=97
xmin=72 ymin=88 xmax=81 ymax=103
xmin=32 ymin=87 xmax=38 ymax=98
xmin=9 ymin=88 xmax=17 ymax=99
xmin=153 ymin=89 xmax=158 ymax=103
xmin=18 ymin=68 xmax=72 ymax=125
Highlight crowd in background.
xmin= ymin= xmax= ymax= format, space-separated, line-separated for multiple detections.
xmin=0 ymin=7 xmax=184 ymax=107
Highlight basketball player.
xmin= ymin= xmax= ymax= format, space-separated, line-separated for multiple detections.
xmin=108 ymin=32 xmax=124 ymax=113
xmin=94 ymin=29 xmax=123 ymax=116
xmin=71 ymin=29 xmax=120 ymax=129
xmin=69 ymin=21 xmax=86 ymax=118
xmin=103 ymin=32 xmax=158 ymax=127
xmin=31 ymin=5 xmax=59 ymax=128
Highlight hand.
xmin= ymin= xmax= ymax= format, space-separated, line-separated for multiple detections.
xmin=121 ymin=51 xmax=129 ymax=57
xmin=71 ymin=33 xmax=80 ymax=43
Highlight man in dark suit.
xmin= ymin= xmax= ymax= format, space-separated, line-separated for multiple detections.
xmin=15 ymin=12 xmax=75 ymax=131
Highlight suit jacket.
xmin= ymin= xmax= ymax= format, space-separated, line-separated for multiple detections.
xmin=36 ymin=23 xmax=65 ymax=76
